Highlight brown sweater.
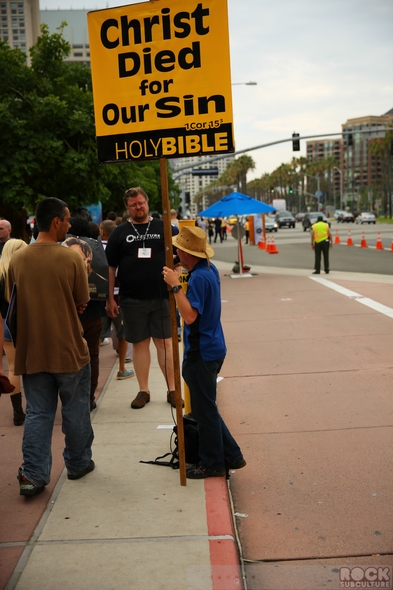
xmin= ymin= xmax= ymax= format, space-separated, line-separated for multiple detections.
xmin=8 ymin=242 xmax=90 ymax=375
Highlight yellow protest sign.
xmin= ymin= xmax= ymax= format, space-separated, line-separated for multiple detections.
xmin=87 ymin=0 xmax=234 ymax=163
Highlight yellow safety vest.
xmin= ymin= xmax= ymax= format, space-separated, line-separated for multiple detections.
xmin=312 ymin=221 xmax=329 ymax=243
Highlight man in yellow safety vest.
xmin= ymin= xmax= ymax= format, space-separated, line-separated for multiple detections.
xmin=310 ymin=215 xmax=332 ymax=274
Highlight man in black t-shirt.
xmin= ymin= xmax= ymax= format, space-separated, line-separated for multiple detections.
xmin=106 ymin=187 xmax=178 ymax=410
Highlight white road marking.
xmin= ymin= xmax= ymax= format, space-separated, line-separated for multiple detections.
xmin=310 ymin=277 xmax=393 ymax=319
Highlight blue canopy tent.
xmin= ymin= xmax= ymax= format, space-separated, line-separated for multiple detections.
xmin=199 ymin=191 xmax=275 ymax=218
xmin=199 ymin=192 xmax=275 ymax=277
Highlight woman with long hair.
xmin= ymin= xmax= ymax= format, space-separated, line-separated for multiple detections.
xmin=0 ymin=238 xmax=28 ymax=425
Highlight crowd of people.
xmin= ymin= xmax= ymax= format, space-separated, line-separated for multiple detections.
xmin=0 ymin=191 xmax=245 ymax=496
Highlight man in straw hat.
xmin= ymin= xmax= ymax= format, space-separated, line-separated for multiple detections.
xmin=163 ymin=226 xmax=246 ymax=479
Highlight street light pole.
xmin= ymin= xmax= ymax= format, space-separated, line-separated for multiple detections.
xmin=333 ymin=166 xmax=343 ymax=210
xmin=232 ymin=81 xmax=257 ymax=85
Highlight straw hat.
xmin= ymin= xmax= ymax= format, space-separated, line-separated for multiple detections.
xmin=172 ymin=226 xmax=214 ymax=259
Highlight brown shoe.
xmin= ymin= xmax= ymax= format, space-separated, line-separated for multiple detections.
xmin=167 ymin=390 xmax=184 ymax=408
xmin=131 ymin=391 xmax=150 ymax=409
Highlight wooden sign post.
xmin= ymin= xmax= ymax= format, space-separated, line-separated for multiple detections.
xmin=160 ymin=157 xmax=187 ymax=486
xmin=87 ymin=0 xmax=235 ymax=486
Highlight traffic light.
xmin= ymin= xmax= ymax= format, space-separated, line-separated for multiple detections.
xmin=390 ymin=140 xmax=393 ymax=156
xmin=289 ymin=187 xmax=293 ymax=194
xmin=270 ymin=187 xmax=275 ymax=192
xmin=347 ymin=133 xmax=353 ymax=147
xmin=292 ymin=132 xmax=300 ymax=151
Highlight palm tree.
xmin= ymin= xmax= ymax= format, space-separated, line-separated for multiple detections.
xmin=235 ymin=155 xmax=256 ymax=194
xmin=218 ymin=155 xmax=256 ymax=194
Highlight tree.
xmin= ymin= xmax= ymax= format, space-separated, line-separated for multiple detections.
xmin=218 ymin=155 xmax=255 ymax=193
xmin=249 ymin=156 xmax=338 ymax=212
xmin=369 ymin=126 xmax=393 ymax=217
xmin=0 ymin=26 xmax=179 ymax=235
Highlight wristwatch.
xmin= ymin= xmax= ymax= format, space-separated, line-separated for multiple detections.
xmin=171 ymin=285 xmax=182 ymax=293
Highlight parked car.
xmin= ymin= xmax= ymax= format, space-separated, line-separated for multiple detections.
xmin=265 ymin=216 xmax=278 ymax=232
xmin=337 ymin=211 xmax=355 ymax=223
xmin=302 ymin=212 xmax=331 ymax=231
xmin=274 ymin=211 xmax=295 ymax=228
xmin=355 ymin=212 xmax=376 ymax=224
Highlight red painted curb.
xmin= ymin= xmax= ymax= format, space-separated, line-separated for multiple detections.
xmin=204 ymin=477 xmax=243 ymax=590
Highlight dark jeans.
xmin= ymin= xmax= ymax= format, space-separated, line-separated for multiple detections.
xmin=81 ymin=317 xmax=102 ymax=400
xmin=314 ymin=240 xmax=330 ymax=273
xmin=182 ymin=356 xmax=241 ymax=470
xmin=22 ymin=365 xmax=93 ymax=487
xmin=214 ymin=229 xmax=223 ymax=243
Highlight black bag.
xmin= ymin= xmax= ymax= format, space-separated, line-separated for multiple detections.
xmin=140 ymin=414 xmax=199 ymax=469
xmin=63 ymin=236 xmax=109 ymax=300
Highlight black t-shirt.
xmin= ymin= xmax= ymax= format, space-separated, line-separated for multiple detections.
xmin=105 ymin=218 xmax=169 ymax=300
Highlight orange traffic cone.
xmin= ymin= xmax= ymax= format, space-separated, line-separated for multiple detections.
xmin=360 ymin=232 xmax=368 ymax=248
xmin=346 ymin=230 xmax=354 ymax=246
xmin=266 ymin=235 xmax=272 ymax=253
xmin=390 ymin=238 xmax=393 ymax=252
xmin=258 ymin=235 xmax=266 ymax=250
xmin=269 ymin=235 xmax=279 ymax=254
xmin=334 ymin=229 xmax=341 ymax=245
xmin=375 ymin=232 xmax=384 ymax=250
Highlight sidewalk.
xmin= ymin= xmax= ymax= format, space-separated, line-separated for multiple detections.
xmin=215 ymin=261 xmax=393 ymax=589
xmin=1 ymin=321 xmax=241 ymax=590
xmin=1 ymin=263 xmax=393 ymax=590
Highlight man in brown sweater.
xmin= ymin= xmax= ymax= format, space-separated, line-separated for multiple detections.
xmin=8 ymin=197 xmax=95 ymax=497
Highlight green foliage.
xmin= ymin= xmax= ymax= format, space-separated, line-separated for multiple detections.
xmin=245 ymin=155 xmax=339 ymax=210
xmin=0 ymin=26 xmax=179 ymax=222
xmin=369 ymin=124 xmax=393 ymax=217
xmin=219 ymin=155 xmax=255 ymax=194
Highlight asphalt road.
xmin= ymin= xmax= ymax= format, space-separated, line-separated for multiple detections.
xmin=212 ymin=222 xmax=393 ymax=275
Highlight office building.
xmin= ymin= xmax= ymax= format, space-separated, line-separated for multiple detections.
xmin=171 ymin=154 xmax=234 ymax=217
xmin=306 ymin=137 xmax=342 ymax=201
xmin=341 ymin=111 xmax=392 ymax=207
xmin=0 ymin=4 xmax=90 ymax=63
xmin=40 ymin=9 xmax=90 ymax=64
xmin=0 ymin=0 xmax=40 ymax=58
xmin=306 ymin=109 xmax=392 ymax=209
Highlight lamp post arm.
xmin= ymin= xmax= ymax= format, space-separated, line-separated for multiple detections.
xmin=170 ymin=128 xmax=393 ymax=176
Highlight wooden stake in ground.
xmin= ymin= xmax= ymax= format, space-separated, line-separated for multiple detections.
xmin=160 ymin=157 xmax=187 ymax=486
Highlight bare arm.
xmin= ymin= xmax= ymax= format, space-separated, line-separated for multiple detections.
xmin=106 ymin=266 xmax=119 ymax=318
xmin=162 ymin=266 xmax=198 ymax=325
xmin=73 ymin=255 xmax=90 ymax=314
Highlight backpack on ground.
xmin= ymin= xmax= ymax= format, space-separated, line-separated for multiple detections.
xmin=140 ymin=414 xmax=199 ymax=469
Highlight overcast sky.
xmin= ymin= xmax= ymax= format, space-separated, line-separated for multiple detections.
xmin=41 ymin=0 xmax=393 ymax=180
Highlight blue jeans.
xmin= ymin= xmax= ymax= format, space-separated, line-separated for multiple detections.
xmin=182 ymin=357 xmax=242 ymax=470
xmin=22 ymin=364 xmax=94 ymax=487
xmin=2 ymin=318 xmax=12 ymax=342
